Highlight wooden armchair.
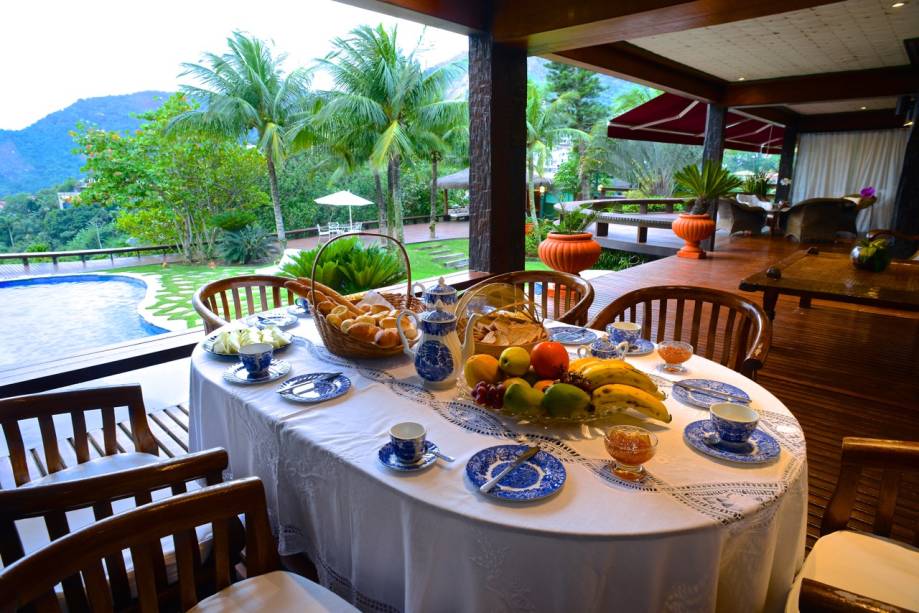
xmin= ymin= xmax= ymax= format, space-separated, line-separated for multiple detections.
xmin=716 ymin=198 xmax=768 ymax=236
xmin=0 ymin=449 xmax=233 ymax=610
xmin=0 ymin=384 xmax=159 ymax=487
xmin=783 ymin=198 xmax=857 ymax=243
xmin=788 ymin=438 xmax=919 ymax=612
xmin=0 ymin=477 xmax=357 ymax=612
xmin=193 ymin=274 xmax=297 ymax=333
xmin=461 ymin=271 xmax=595 ymax=325
xmin=587 ymin=286 xmax=772 ymax=379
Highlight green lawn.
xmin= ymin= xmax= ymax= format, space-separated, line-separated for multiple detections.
xmin=406 ymin=238 xmax=549 ymax=279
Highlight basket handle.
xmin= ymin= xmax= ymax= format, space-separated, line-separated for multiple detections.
xmin=309 ymin=232 xmax=414 ymax=308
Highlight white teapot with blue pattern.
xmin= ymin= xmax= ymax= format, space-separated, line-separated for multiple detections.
xmin=396 ymin=300 xmax=469 ymax=390
xmin=413 ymin=277 xmax=457 ymax=313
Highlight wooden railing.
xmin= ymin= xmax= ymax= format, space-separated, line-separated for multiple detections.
xmin=568 ymin=197 xmax=686 ymax=215
xmin=0 ymin=244 xmax=176 ymax=268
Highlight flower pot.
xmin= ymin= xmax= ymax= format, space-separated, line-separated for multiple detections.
xmin=671 ymin=214 xmax=716 ymax=259
xmin=538 ymin=232 xmax=601 ymax=274
xmin=524 ymin=222 xmax=535 ymax=235
xmin=850 ymin=244 xmax=892 ymax=272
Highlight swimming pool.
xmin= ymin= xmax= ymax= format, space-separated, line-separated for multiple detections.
xmin=0 ymin=274 xmax=168 ymax=368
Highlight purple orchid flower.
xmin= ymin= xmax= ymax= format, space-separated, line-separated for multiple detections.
xmin=860 ymin=186 xmax=876 ymax=199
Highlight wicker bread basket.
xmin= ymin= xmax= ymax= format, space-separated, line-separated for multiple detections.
xmin=303 ymin=232 xmax=425 ymax=359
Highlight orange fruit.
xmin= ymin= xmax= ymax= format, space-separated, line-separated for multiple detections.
xmin=533 ymin=380 xmax=554 ymax=393
xmin=530 ymin=341 xmax=570 ymax=379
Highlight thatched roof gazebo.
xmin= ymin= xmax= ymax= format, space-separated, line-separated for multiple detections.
xmin=436 ymin=168 xmax=552 ymax=218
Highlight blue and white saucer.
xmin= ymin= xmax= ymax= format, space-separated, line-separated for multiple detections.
xmin=223 ymin=360 xmax=291 ymax=385
xmin=684 ymin=420 xmax=780 ymax=464
xmin=548 ymin=326 xmax=598 ymax=345
xmin=246 ymin=310 xmax=298 ymax=329
xmin=378 ymin=441 xmax=437 ymax=472
xmin=671 ymin=378 xmax=751 ymax=409
xmin=466 ymin=445 xmax=566 ymax=501
xmin=626 ymin=339 xmax=655 ymax=356
xmin=277 ymin=373 xmax=351 ymax=403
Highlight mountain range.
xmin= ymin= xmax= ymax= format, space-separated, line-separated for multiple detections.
xmin=0 ymin=91 xmax=170 ymax=196
xmin=0 ymin=58 xmax=639 ymax=197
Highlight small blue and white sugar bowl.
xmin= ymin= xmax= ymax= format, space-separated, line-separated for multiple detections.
xmin=413 ymin=277 xmax=457 ymax=313
xmin=396 ymin=300 xmax=467 ymax=390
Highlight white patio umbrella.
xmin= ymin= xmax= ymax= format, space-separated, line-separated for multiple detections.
xmin=315 ymin=190 xmax=374 ymax=227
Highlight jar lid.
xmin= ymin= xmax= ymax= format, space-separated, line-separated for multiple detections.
xmin=427 ymin=277 xmax=456 ymax=296
xmin=422 ymin=300 xmax=456 ymax=322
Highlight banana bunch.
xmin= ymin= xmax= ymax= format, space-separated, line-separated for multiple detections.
xmin=593 ymin=384 xmax=672 ymax=423
xmin=569 ymin=357 xmax=664 ymax=399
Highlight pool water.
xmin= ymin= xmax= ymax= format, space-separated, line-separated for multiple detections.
xmin=0 ymin=275 xmax=168 ymax=368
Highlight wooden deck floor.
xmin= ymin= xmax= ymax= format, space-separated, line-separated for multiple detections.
xmin=2 ymin=234 xmax=916 ymax=551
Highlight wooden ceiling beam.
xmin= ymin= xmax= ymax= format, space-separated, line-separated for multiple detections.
xmin=725 ymin=66 xmax=919 ymax=107
xmin=549 ymin=43 xmax=725 ymax=102
xmin=797 ymin=109 xmax=907 ymax=133
xmin=490 ymin=0 xmax=841 ymax=54
xmin=329 ymin=0 xmax=489 ymax=34
xmin=737 ymin=106 xmax=800 ymax=127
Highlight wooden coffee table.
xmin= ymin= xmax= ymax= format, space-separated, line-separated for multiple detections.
xmin=739 ymin=249 xmax=919 ymax=319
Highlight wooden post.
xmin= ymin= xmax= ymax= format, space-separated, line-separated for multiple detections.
xmin=775 ymin=122 xmax=798 ymax=204
xmin=891 ymin=116 xmax=918 ymax=258
xmin=702 ymin=103 xmax=726 ymax=252
xmin=443 ymin=190 xmax=449 ymax=219
xmin=468 ymin=33 xmax=526 ymax=274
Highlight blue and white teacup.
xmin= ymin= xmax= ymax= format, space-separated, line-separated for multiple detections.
xmin=294 ymin=297 xmax=310 ymax=313
xmin=709 ymin=403 xmax=759 ymax=445
xmin=390 ymin=422 xmax=427 ymax=464
xmin=577 ymin=338 xmax=630 ymax=359
xmin=606 ymin=321 xmax=642 ymax=348
xmin=238 ymin=343 xmax=274 ymax=379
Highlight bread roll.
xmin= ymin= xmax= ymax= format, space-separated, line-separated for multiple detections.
xmin=347 ymin=322 xmax=380 ymax=343
xmin=317 ymin=300 xmax=335 ymax=315
xmin=370 ymin=304 xmax=390 ymax=314
xmin=330 ymin=304 xmax=349 ymax=317
xmin=326 ymin=313 xmax=343 ymax=328
xmin=356 ymin=314 xmax=376 ymax=326
xmin=375 ymin=328 xmax=400 ymax=348
xmin=379 ymin=317 xmax=396 ymax=329
xmin=340 ymin=318 xmax=355 ymax=334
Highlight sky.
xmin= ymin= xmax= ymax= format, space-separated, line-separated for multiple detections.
xmin=0 ymin=0 xmax=469 ymax=130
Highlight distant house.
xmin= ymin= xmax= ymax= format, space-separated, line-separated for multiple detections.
xmin=57 ymin=180 xmax=91 ymax=210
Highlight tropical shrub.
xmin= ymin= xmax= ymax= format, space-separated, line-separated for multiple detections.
xmin=525 ymin=219 xmax=554 ymax=257
xmin=740 ymin=171 xmax=773 ymax=199
xmin=278 ymin=236 xmax=405 ymax=295
xmin=211 ymin=210 xmax=257 ymax=232
xmin=218 ymin=225 xmax=279 ymax=264
xmin=552 ymin=204 xmax=597 ymax=234
xmin=674 ymin=161 xmax=743 ymax=215
xmin=594 ymin=249 xmax=651 ymax=271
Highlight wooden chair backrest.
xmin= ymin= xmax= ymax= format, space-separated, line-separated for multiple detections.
xmin=192 ymin=274 xmax=296 ymax=333
xmin=0 ymin=384 xmax=157 ymax=487
xmin=799 ymin=578 xmax=911 ymax=613
xmin=0 ymin=449 xmax=231 ymax=611
xmin=462 ymin=271 xmax=595 ymax=325
xmin=822 ymin=437 xmax=919 ymax=546
xmin=0 ymin=477 xmax=277 ymax=613
xmin=587 ymin=285 xmax=772 ymax=378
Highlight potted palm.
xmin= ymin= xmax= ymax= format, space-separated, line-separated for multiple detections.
xmin=538 ymin=204 xmax=601 ymax=274
xmin=672 ymin=161 xmax=742 ymax=259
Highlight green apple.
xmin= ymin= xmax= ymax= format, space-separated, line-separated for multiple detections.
xmin=498 ymin=346 xmax=531 ymax=376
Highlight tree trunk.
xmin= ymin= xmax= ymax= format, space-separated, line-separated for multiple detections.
xmin=527 ymin=155 xmax=539 ymax=229
xmin=387 ymin=156 xmax=404 ymax=243
xmin=266 ymin=152 xmax=286 ymax=246
xmin=429 ymin=153 xmax=439 ymax=239
xmin=373 ymin=170 xmax=387 ymax=236
xmin=577 ymin=142 xmax=590 ymax=199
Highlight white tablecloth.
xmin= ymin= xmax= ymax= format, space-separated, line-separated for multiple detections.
xmin=189 ymin=319 xmax=808 ymax=613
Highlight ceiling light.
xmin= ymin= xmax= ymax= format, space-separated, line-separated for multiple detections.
xmin=891 ymin=2 xmax=905 ymax=7
xmin=738 ymin=77 xmax=746 ymax=81
xmin=906 ymin=119 xmax=915 ymax=126
xmin=860 ymin=106 xmax=867 ymax=110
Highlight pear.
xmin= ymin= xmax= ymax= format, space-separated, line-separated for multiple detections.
xmin=503 ymin=382 xmax=545 ymax=416
xmin=541 ymin=383 xmax=591 ymax=418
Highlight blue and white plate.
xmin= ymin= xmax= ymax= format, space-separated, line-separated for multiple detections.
xmin=277 ymin=373 xmax=350 ymax=403
xmin=671 ymin=378 xmax=750 ymax=409
xmin=246 ymin=310 xmax=298 ymax=329
xmin=548 ymin=326 xmax=598 ymax=345
xmin=626 ymin=338 xmax=655 ymax=356
xmin=223 ymin=359 xmax=291 ymax=385
xmin=378 ymin=441 xmax=437 ymax=472
xmin=202 ymin=334 xmax=292 ymax=361
xmin=466 ymin=445 xmax=566 ymax=501
xmin=684 ymin=420 xmax=780 ymax=464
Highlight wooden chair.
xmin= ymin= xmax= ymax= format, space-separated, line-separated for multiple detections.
xmin=0 ymin=384 xmax=159 ymax=487
xmin=461 ymin=271 xmax=595 ymax=325
xmin=0 ymin=449 xmax=234 ymax=611
xmin=788 ymin=438 xmax=919 ymax=612
xmin=193 ymin=274 xmax=296 ymax=333
xmin=0 ymin=477 xmax=357 ymax=612
xmin=587 ymin=285 xmax=772 ymax=379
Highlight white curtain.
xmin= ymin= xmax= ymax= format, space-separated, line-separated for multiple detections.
xmin=791 ymin=129 xmax=909 ymax=232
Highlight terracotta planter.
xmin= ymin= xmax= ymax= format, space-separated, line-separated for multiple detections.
xmin=671 ymin=214 xmax=716 ymax=259
xmin=525 ymin=222 xmax=535 ymax=235
xmin=538 ymin=232 xmax=601 ymax=274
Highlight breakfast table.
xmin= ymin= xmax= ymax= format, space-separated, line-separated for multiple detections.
xmin=189 ymin=316 xmax=808 ymax=613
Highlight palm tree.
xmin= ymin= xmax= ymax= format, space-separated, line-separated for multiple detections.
xmin=526 ymin=81 xmax=585 ymax=228
xmin=171 ymin=32 xmax=312 ymax=245
xmin=313 ymin=25 xmax=465 ymax=242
